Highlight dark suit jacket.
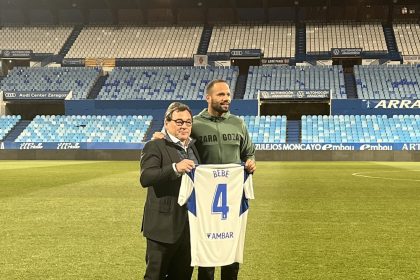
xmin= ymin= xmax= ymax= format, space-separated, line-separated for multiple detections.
xmin=140 ymin=138 xmax=200 ymax=244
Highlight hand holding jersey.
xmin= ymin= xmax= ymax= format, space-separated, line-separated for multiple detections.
xmin=244 ymin=159 xmax=256 ymax=173
xmin=178 ymin=164 xmax=254 ymax=267
xmin=176 ymin=159 xmax=196 ymax=174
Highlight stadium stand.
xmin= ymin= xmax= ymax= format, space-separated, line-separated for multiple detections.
xmin=0 ymin=115 xmax=21 ymax=141
xmin=354 ymin=65 xmax=420 ymax=99
xmin=97 ymin=66 xmax=238 ymax=100
xmin=15 ymin=115 xmax=152 ymax=143
xmin=65 ymin=26 xmax=203 ymax=58
xmin=244 ymin=65 xmax=346 ymax=99
xmin=0 ymin=67 xmax=101 ymax=100
xmin=393 ymin=23 xmax=420 ymax=56
xmin=208 ymin=24 xmax=296 ymax=58
xmin=0 ymin=26 xmax=73 ymax=54
xmin=302 ymin=115 xmax=420 ymax=143
xmin=242 ymin=115 xmax=287 ymax=143
xmin=306 ymin=22 xmax=387 ymax=53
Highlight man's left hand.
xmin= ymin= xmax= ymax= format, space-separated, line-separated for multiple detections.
xmin=244 ymin=159 xmax=256 ymax=173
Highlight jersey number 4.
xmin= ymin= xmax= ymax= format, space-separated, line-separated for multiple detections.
xmin=212 ymin=183 xmax=229 ymax=220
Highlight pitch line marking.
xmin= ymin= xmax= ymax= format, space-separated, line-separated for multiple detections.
xmin=352 ymin=170 xmax=420 ymax=182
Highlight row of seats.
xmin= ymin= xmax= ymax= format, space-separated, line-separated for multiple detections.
xmin=302 ymin=115 xmax=420 ymax=143
xmin=394 ymin=23 xmax=420 ymax=56
xmin=0 ymin=115 xmax=21 ymax=140
xmin=66 ymin=26 xmax=202 ymax=59
xmin=208 ymin=24 xmax=295 ymax=58
xmin=2 ymin=65 xmax=420 ymax=100
xmin=306 ymin=22 xmax=387 ymax=53
xmin=4 ymin=114 xmax=420 ymax=144
xmin=241 ymin=115 xmax=287 ymax=143
xmin=98 ymin=66 xmax=238 ymax=100
xmin=354 ymin=65 xmax=420 ymax=99
xmin=1 ymin=23 xmax=419 ymax=57
xmin=16 ymin=115 xmax=152 ymax=143
xmin=245 ymin=65 xmax=345 ymax=99
xmin=0 ymin=26 xmax=73 ymax=54
xmin=0 ymin=67 xmax=101 ymax=99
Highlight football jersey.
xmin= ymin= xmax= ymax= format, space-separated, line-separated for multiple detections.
xmin=178 ymin=164 xmax=254 ymax=267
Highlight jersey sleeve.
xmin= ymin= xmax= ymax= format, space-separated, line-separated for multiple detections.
xmin=178 ymin=172 xmax=194 ymax=206
xmin=243 ymin=173 xmax=254 ymax=200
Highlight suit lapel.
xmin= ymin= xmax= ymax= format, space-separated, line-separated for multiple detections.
xmin=165 ymin=141 xmax=182 ymax=163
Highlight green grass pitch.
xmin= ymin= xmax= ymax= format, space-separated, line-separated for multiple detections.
xmin=0 ymin=161 xmax=419 ymax=280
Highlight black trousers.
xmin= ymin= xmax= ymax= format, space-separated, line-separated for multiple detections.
xmin=198 ymin=263 xmax=240 ymax=280
xmin=144 ymin=226 xmax=193 ymax=280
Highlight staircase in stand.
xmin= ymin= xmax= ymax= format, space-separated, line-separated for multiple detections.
xmin=3 ymin=120 xmax=31 ymax=142
xmin=344 ymin=72 xmax=358 ymax=99
xmin=286 ymin=120 xmax=300 ymax=143
xmin=59 ymin=25 xmax=83 ymax=58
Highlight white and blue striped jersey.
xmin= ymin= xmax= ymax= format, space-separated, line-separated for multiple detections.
xmin=178 ymin=164 xmax=254 ymax=267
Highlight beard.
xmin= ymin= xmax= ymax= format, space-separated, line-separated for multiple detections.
xmin=211 ymin=100 xmax=230 ymax=114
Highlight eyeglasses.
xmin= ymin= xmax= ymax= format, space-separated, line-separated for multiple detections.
xmin=171 ymin=119 xmax=193 ymax=127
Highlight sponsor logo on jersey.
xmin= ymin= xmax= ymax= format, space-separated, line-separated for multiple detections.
xmin=206 ymin=232 xmax=234 ymax=240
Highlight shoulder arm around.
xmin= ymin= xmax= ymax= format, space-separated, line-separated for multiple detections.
xmin=140 ymin=140 xmax=178 ymax=187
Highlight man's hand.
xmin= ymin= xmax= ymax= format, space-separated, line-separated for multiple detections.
xmin=152 ymin=131 xmax=166 ymax=140
xmin=244 ymin=159 xmax=256 ymax=173
xmin=176 ymin=159 xmax=195 ymax=174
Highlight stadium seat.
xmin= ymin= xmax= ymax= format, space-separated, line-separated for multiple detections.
xmin=0 ymin=115 xmax=21 ymax=140
xmin=15 ymin=115 xmax=153 ymax=143
xmin=244 ymin=65 xmax=346 ymax=99
xmin=97 ymin=66 xmax=238 ymax=100
xmin=241 ymin=115 xmax=287 ymax=143
xmin=306 ymin=22 xmax=387 ymax=53
xmin=393 ymin=23 xmax=420 ymax=56
xmin=66 ymin=26 xmax=203 ymax=59
xmin=208 ymin=24 xmax=296 ymax=58
xmin=354 ymin=65 xmax=420 ymax=99
xmin=302 ymin=115 xmax=420 ymax=143
xmin=0 ymin=67 xmax=101 ymax=100
xmin=0 ymin=26 xmax=73 ymax=54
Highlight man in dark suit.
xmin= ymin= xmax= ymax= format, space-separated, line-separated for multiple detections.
xmin=140 ymin=102 xmax=200 ymax=280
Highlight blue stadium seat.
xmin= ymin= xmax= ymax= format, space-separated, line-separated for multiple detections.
xmin=97 ymin=66 xmax=239 ymax=100
xmin=302 ymin=115 xmax=420 ymax=143
xmin=241 ymin=115 xmax=287 ymax=143
xmin=244 ymin=65 xmax=346 ymax=100
xmin=0 ymin=115 xmax=21 ymax=140
xmin=0 ymin=67 xmax=101 ymax=99
xmin=16 ymin=115 xmax=153 ymax=143
xmin=354 ymin=65 xmax=420 ymax=99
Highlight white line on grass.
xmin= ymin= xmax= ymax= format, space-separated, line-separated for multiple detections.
xmin=352 ymin=170 xmax=420 ymax=182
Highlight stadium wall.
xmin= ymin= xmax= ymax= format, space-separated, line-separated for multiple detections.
xmin=1 ymin=150 xmax=420 ymax=161
xmin=331 ymin=100 xmax=420 ymax=116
